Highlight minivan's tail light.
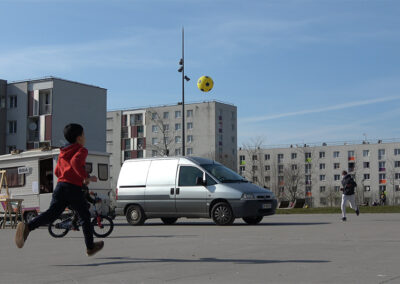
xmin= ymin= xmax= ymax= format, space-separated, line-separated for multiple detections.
xmin=115 ymin=187 xmax=118 ymax=200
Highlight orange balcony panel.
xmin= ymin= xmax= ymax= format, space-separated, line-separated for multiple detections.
xmin=379 ymin=179 xmax=386 ymax=184
xmin=306 ymin=192 xmax=312 ymax=197
xmin=348 ymin=157 xmax=355 ymax=161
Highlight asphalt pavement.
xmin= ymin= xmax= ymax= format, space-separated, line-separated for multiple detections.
xmin=1 ymin=213 xmax=399 ymax=284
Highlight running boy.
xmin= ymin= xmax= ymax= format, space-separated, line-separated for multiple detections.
xmin=15 ymin=123 xmax=104 ymax=256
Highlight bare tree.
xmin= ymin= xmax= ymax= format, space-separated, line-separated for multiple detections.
xmin=324 ymin=182 xmax=341 ymax=207
xmin=282 ymin=163 xmax=305 ymax=203
xmin=295 ymin=145 xmax=318 ymax=207
xmin=241 ymin=137 xmax=265 ymax=187
xmin=386 ymin=157 xmax=399 ymax=205
xmin=146 ymin=110 xmax=175 ymax=156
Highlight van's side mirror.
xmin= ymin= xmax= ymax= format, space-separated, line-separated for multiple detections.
xmin=196 ymin=177 xmax=206 ymax=186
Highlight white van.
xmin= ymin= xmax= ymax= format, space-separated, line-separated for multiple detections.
xmin=116 ymin=157 xmax=277 ymax=225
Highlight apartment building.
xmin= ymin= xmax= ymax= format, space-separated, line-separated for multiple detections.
xmin=107 ymin=101 xmax=237 ymax=188
xmin=0 ymin=77 xmax=107 ymax=154
xmin=238 ymin=140 xmax=400 ymax=207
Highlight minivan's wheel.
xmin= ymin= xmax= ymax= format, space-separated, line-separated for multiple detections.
xmin=211 ymin=202 xmax=235 ymax=225
xmin=161 ymin=217 xmax=178 ymax=225
xmin=126 ymin=205 xmax=146 ymax=225
xmin=243 ymin=216 xmax=263 ymax=225
xmin=24 ymin=211 xmax=38 ymax=223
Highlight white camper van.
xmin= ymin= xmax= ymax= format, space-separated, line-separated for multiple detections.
xmin=0 ymin=148 xmax=112 ymax=222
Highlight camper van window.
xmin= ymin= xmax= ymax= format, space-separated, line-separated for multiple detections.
xmin=98 ymin=164 xmax=108 ymax=181
xmin=85 ymin=163 xmax=93 ymax=174
xmin=179 ymin=166 xmax=203 ymax=187
xmin=1 ymin=167 xmax=25 ymax=188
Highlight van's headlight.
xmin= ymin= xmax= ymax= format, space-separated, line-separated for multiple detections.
xmin=241 ymin=193 xmax=256 ymax=200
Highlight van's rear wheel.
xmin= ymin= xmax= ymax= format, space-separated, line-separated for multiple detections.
xmin=211 ymin=202 xmax=235 ymax=225
xmin=243 ymin=216 xmax=263 ymax=225
xmin=161 ymin=217 xmax=178 ymax=225
xmin=126 ymin=205 xmax=146 ymax=225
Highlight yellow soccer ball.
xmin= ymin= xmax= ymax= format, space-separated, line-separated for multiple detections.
xmin=197 ymin=76 xmax=214 ymax=92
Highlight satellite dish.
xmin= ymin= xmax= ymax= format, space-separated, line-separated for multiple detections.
xmin=28 ymin=122 xmax=37 ymax=131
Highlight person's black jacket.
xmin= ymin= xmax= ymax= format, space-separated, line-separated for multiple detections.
xmin=341 ymin=174 xmax=357 ymax=195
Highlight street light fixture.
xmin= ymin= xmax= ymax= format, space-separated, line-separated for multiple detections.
xmin=178 ymin=27 xmax=190 ymax=156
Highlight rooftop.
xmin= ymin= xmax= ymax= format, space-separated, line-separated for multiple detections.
xmin=8 ymin=76 xmax=106 ymax=90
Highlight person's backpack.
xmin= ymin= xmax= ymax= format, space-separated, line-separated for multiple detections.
xmin=344 ymin=178 xmax=357 ymax=195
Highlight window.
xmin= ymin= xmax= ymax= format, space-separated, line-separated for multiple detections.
xmin=152 ymin=150 xmax=158 ymax=157
xmin=124 ymin=139 xmax=131 ymax=150
xmin=8 ymin=121 xmax=17 ymax=134
xmin=175 ymin=123 xmax=181 ymax=131
xmin=239 ymin=166 xmax=245 ymax=174
xmin=364 ymin=186 xmax=371 ymax=192
xmin=98 ymin=164 xmax=108 ymax=181
xmin=378 ymin=149 xmax=385 ymax=160
xmin=320 ymin=163 xmax=325 ymax=170
xmin=291 ymin=153 xmax=297 ymax=159
xmin=334 ymin=186 xmax=340 ymax=192
xmin=278 ymin=176 xmax=284 ymax=183
xmin=334 ymin=174 xmax=340 ymax=181
xmin=163 ymin=124 xmax=169 ymax=131
xmin=187 ymin=135 xmax=193 ymax=143
xmin=363 ymin=150 xmax=370 ymax=157
xmin=239 ymin=155 xmax=245 ymax=165
xmin=0 ymin=96 xmax=6 ymax=108
xmin=305 ymin=164 xmax=311 ymax=174
xmin=187 ymin=110 xmax=193 ymax=117
xmin=379 ymin=173 xmax=386 ymax=180
xmin=152 ymin=138 xmax=158 ymax=145
xmin=278 ymin=165 xmax=284 ymax=174
xmin=320 ymin=197 xmax=327 ymax=206
xmin=379 ymin=161 xmax=386 ymax=171
xmin=333 ymin=151 xmax=340 ymax=158
xmin=179 ymin=166 xmax=203 ymax=187
xmin=395 ymin=149 xmax=400 ymax=156
xmin=152 ymin=125 xmax=158 ymax=133
xmin=252 ymin=165 xmax=258 ymax=171
xmin=9 ymin=96 xmax=17 ymax=108
xmin=187 ymin=148 xmax=193 ymax=155
xmin=187 ymin=122 xmax=193 ymax=130
xmin=334 ymin=163 xmax=340 ymax=169
xmin=395 ymin=161 xmax=400 ymax=168
xmin=175 ymin=136 xmax=181 ymax=143
xmin=379 ymin=185 xmax=386 ymax=192
xmin=137 ymin=125 xmax=144 ymax=133
xmin=320 ymin=186 xmax=326 ymax=193
xmin=151 ymin=112 xmax=158 ymax=120
xmin=291 ymin=164 xmax=297 ymax=170
xmin=396 ymin=185 xmax=400 ymax=192
xmin=348 ymin=151 xmax=355 ymax=158
xmin=253 ymin=176 xmax=258 ymax=183
xmin=265 ymin=176 xmax=270 ymax=182
xmin=85 ymin=163 xmax=93 ymax=174
xmin=265 ymin=165 xmax=270 ymax=171
xmin=265 ymin=154 xmax=270 ymax=160
xmin=364 ymin=173 xmax=370 ymax=180
xmin=395 ymin=173 xmax=400 ymax=180
xmin=175 ymin=148 xmax=181 ymax=155
xmin=363 ymin=162 xmax=370 ymax=168
xmin=278 ymin=154 xmax=284 ymax=163
xmin=163 ymin=112 xmax=169 ymax=119
xmin=175 ymin=111 xmax=181 ymax=118
xmin=252 ymin=155 xmax=258 ymax=161
xmin=1 ymin=167 xmax=25 ymax=187
xmin=320 ymin=175 xmax=326 ymax=181
xmin=319 ymin=152 xmax=325 ymax=158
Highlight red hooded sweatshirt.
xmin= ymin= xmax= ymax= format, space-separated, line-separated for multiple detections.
xmin=55 ymin=143 xmax=88 ymax=187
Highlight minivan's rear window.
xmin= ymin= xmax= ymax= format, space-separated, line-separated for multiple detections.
xmin=98 ymin=164 xmax=108 ymax=181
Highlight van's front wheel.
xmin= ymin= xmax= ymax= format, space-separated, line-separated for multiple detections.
xmin=211 ymin=202 xmax=235 ymax=225
xmin=126 ymin=205 xmax=146 ymax=225
xmin=243 ymin=216 xmax=263 ymax=225
xmin=161 ymin=217 xmax=178 ymax=225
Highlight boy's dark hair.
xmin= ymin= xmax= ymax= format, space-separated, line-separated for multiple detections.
xmin=64 ymin=123 xmax=84 ymax=144
xmin=342 ymin=170 xmax=348 ymax=175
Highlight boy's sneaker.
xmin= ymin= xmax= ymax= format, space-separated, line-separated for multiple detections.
xmin=87 ymin=241 xmax=104 ymax=257
xmin=15 ymin=222 xmax=30 ymax=248
xmin=356 ymin=209 xmax=360 ymax=216
xmin=342 ymin=217 xmax=347 ymax=222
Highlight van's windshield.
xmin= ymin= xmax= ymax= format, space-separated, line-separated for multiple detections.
xmin=202 ymin=164 xmax=248 ymax=183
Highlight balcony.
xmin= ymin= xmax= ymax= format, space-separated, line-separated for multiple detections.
xmin=379 ymin=168 xmax=386 ymax=172
xmin=379 ymin=179 xmax=386 ymax=184
xmin=348 ymin=156 xmax=355 ymax=161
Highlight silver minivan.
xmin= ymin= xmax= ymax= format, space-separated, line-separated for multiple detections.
xmin=115 ymin=157 xmax=277 ymax=225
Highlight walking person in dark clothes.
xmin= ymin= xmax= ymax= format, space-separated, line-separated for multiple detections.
xmin=15 ymin=123 xmax=104 ymax=256
xmin=340 ymin=170 xmax=360 ymax=221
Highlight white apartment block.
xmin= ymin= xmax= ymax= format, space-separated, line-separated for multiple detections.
xmin=238 ymin=140 xmax=400 ymax=207
xmin=107 ymin=101 xmax=238 ymax=189
xmin=0 ymin=77 xmax=107 ymax=155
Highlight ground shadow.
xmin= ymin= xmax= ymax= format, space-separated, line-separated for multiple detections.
xmin=114 ymin=222 xmax=331 ymax=227
xmin=53 ymin=257 xmax=331 ymax=267
xmin=65 ymin=235 xmax=198 ymax=239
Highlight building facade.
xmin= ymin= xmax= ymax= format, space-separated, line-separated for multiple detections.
xmin=107 ymin=101 xmax=237 ymax=189
xmin=0 ymin=77 xmax=107 ymax=154
xmin=238 ymin=140 xmax=400 ymax=207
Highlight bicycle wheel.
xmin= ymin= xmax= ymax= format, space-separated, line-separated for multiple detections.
xmin=92 ymin=216 xmax=114 ymax=238
xmin=48 ymin=217 xmax=70 ymax=238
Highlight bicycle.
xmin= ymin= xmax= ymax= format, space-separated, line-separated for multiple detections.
xmin=48 ymin=192 xmax=114 ymax=238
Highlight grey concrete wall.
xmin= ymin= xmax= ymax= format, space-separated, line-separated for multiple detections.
xmin=52 ymin=79 xmax=107 ymax=152
xmin=6 ymin=82 xmax=28 ymax=152
xmin=106 ymin=110 xmax=122 ymax=189
xmin=0 ymin=79 xmax=7 ymax=155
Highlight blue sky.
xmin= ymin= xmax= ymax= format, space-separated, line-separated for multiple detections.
xmin=1 ymin=0 xmax=400 ymax=146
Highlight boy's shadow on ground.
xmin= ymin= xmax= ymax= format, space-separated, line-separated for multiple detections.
xmin=53 ymin=257 xmax=331 ymax=267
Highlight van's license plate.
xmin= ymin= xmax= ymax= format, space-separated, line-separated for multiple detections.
xmin=262 ymin=203 xmax=272 ymax=209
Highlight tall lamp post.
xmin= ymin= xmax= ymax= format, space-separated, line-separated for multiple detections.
xmin=178 ymin=27 xmax=190 ymax=156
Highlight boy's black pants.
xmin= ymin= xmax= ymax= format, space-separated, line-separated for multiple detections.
xmin=28 ymin=182 xmax=94 ymax=250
